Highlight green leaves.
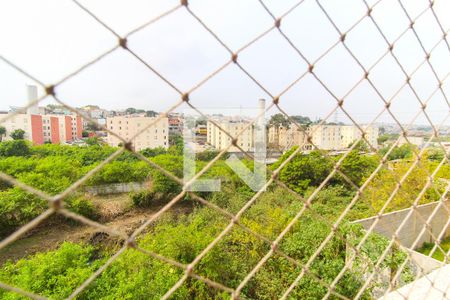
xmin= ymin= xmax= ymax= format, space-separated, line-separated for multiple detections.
xmin=0 ymin=243 xmax=103 ymax=300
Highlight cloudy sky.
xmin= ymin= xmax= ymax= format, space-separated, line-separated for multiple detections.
xmin=0 ymin=0 xmax=449 ymax=126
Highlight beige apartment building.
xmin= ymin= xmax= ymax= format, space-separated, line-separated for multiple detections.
xmin=207 ymin=120 xmax=254 ymax=152
xmin=340 ymin=125 xmax=378 ymax=149
xmin=268 ymin=124 xmax=379 ymax=151
xmin=268 ymin=125 xmax=309 ymax=151
xmin=310 ymin=125 xmax=342 ymax=150
xmin=106 ymin=115 xmax=169 ymax=151
xmin=310 ymin=124 xmax=378 ymax=150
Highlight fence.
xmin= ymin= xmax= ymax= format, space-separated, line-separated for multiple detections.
xmin=0 ymin=0 xmax=449 ymax=299
xmin=352 ymin=200 xmax=450 ymax=249
xmin=83 ymin=182 xmax=148 ymax=196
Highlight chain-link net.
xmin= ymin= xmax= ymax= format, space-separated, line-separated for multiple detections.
xmin=0 ymin=0 xmax=449 ymax=299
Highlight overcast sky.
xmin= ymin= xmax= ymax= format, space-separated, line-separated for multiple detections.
xmin=0 ymin=0 xmax=449 ymax=125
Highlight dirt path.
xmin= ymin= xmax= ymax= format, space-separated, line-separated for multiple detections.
xmin=0 ymin=203 xmax=192 ymax=265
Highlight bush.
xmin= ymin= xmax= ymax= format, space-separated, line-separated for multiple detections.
xmin=130 ymin=190 xmax=155 ymax=207
xmin=0 ymin=140 xmax=31 ymax=157
xmin=0 ymin=188 xmax=47 ymax=237
xmin=0 ymin=242 xmax=104 ymax=300
xmin=0 ymin=188 xmax=97 ymax=238
xmin=65 ymin=196 xmax=97 ymax=220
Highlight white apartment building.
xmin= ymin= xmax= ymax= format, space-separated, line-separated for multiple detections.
xmin=310 ymin=125 xmax=342 ymax=150
xmin=310 ymin=124 xmax=378 ymax=150
xmin=207 ymin=120 xmax=254 ymax=152
xmin=340 ymin=125 xmax=379 ymax=149
xmin=106 ymin=115 xmax=169 ymax=151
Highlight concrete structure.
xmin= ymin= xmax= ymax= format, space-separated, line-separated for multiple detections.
xmin=84 ymin=182 xmax=148 ymax=196
xmin=106 ymin=115 xmax=169 ymax=151
xmin=352 ymin=200 xmax=450 ymax=249
xmin=381 ymin=264 xmax=450 ymax=300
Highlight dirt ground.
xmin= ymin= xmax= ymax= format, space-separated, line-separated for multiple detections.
xmin=0 ymin=193 xmax=192 ymax=265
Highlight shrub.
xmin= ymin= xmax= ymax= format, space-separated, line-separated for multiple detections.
xmin=0 ymin=188 xmax=46 ymax=237
xmin=130 ymin=190 xmax=155 ymax=207
xmin=0 ymin=242 xmax=104 ymax=300
xmin=0 ymin=140 xmax=31 ymax=157
xmin=65 ymin=196 xmax=97 ymax=220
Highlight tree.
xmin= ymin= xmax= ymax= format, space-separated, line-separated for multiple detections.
xmin=85 ymin=137 xmax=100 ymax=146
xmin=145 ymin=110 xmax=158 ymax=117
xmin=291 ymin=115 xmax=312 ymax=125
xmin=379 ymin=143 xmax=414 ymax=161
xmin=125 ymin=107 xmax=144 ymax=115
xmin=338 ymin=150 xmax=378 ymax=186
xmin=425 ymin=147 xmax=445 ymax=162
xmin=377 ymin=134 xmax=390 ymax=145
xmin=0 ymin=126 xmax=6 ymax=142
xmin=0 ymin=140 xmax=31 ymax=157
xmin=278 ymin=151 xmax=333 ymax=194
xmin=140 ymin=147 xmax=167 ymax=157
xmin=10 ymin=129 xmax=25 ymax=140
xmin=85 ymin=121 xmax=100 ymax=131
xmin=269 ymin=113 xmax=290 ymax=127
xmin=168 ymin=134 xmax=183 ymax=155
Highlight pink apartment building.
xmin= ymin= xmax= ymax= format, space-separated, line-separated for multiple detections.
xmin=0 ymin=86 xmax=83 ymax=145
xmin=0 ymin=113 xmax=83 ymax=145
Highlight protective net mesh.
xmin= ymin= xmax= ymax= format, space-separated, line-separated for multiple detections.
xmin=0 ymin=0 xmax=449 ymax=299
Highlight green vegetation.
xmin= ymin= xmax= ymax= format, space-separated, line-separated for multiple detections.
xmin=0 ymin=186 xmax=410 ymax=299
xmin=417 ymin=237 xmax=450 ymax=262
xmin=0 ymin=126 xmax=6 ymax=142
xmin=10 ymin=129 xmax=25 ymax=141
xmin=0 ymin=142 xmax=150 ymax=237
xmin=0 ymin=140 xmax=448 ymax=298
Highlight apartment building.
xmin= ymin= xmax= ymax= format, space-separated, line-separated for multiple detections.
xmin=0 ymin=86 xmax=83 ymax=145
xmin=207 ymin=119 xmax=254 ymax=152
xmin=268 ymin=124 xmax=379 ymax=151
xmin=106 ymin=115 xmax=169 ymax=151
xmin=310 ymin=124 xmax=378 ymax=150
xmin=310 ymin=125 xmax=343 ymax=150
xmin=168 ymin=114 xmax=183 ymax=134
xmin=0 ymin=113 xmax=83 ymax=144
xmin=340 ymin=125 xmax=379 ymax=149
xmin=268 ymin=125 xmax=309 ymax=151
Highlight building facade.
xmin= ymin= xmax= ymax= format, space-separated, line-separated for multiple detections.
xmin=268 ymin=124 xmax=379 ymax=151
xmin=310 ymin=124 xmax=378 ymax=150
xmin=0 ymin=113 xmax=83 ymax=145
xmin=207 ymin=120 xmax=254 ymax=152
xmin=168 ymin=114 xmax=183 ymax=135
xmin=268 ymin=125 xmax=309 ymax=151
xmin=106 ymin=115 xmax=169 ymax=151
